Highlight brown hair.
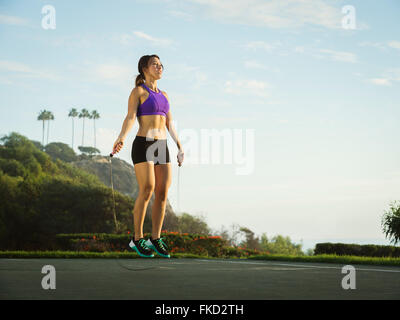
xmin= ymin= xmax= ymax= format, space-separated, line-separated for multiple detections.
xmin=135 ymin=54 xmax=161 ymax=87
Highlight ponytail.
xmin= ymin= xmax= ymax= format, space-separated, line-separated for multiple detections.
xmin=135 ymin=73 xmax=145 ymax=87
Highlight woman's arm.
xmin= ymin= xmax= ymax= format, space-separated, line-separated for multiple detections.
xmin=163 ymin=92 xmax=183 ymax=151
xmin=112 ymin=87 xmax=139 ymax=154
xmin=118 ymin=87 xmax=139 ymax=141
xmin=167 ymin=111 xmax=183 ymax=151
xmin=162 ymin=91 xmax=184 ymax=166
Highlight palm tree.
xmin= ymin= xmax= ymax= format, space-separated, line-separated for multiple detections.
xmin=79 ymin=108 xmax=90 ymax=147
xmin=37 ymin=110 xmax=47 ymax=146
xmin=87 ymin=112 xmax=93 ymax=146
xmin=68 ymin=108 xmax=79 ymax=149
xmin=45 ymin=111 xmax=54 ymax=145
xmin=90 ymin=110 xmax=100 ymax=148
xmin=382 ymin=200 xmax=400 ymax=245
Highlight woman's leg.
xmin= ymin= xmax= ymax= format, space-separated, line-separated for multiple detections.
xmin=152 ymin=163 xmax=172 ymax=239
xmin=133 ymin=161 xmax=155 ymax=240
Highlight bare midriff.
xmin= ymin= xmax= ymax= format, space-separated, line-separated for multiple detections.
xmin=136 ymin=90 xmax=168 ymax=140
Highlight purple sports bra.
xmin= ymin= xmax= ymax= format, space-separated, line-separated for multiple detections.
xmin=137 ymin=83 xmax=170 ymax=117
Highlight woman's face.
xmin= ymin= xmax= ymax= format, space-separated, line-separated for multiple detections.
xmin=145 ymin=57 xmax=163 ymax=80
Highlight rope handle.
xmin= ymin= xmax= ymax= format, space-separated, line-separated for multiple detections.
xmin=110 ymin=141 xmax=123 ymax=157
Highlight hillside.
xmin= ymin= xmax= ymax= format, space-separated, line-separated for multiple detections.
xmin=1 ymin=133 xmax=311 ymax=254
xmin=0 ymin=132 xmax=180 ymax=249
xmin=70 ymin=155 xmax=177 ymax=225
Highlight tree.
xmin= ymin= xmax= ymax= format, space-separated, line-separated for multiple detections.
xmin=0 ymin=132 xmax=134 ymax=249
xmin=238 ymin=226 xmax=261 ymax=250
xmin=78 ymin=146 xmax=100 ymax=157
xmin=45 ymin=142 xmax=77 ymax=163
xmin=90 ymin=110 xmax=100 ymax=149
xmin=212 ymin=223 xmax=243 ymax=247
xmin=382 ymin=200 xmax=400 ymax=245
xmin=259 ymin=233 xmax=304 ymax=256
xmin=79 ymin=109 xmax=90 ymax=147
xmin=45 ymin=110 xmax=54 ymax=145
xmin=30 ymin=140 xmax=44 ymax=152
xmin=37 ymin=110 xmax=48 ymax=146
xmin=68 ymin=108 xmax=79 ymax=150
xmin=176 ymin=212 xmax=211 ymax=235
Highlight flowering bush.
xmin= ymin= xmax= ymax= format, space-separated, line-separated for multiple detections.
xmin=71 ymin=238 xmax=111 ymax=252
xmin=56 ymin=232 xmax=270 ymax=257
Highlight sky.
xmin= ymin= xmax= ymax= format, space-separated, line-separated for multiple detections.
xmin=1 ymin=0 xmax=400 ymax=250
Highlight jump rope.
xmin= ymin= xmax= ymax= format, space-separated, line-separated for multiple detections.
xmin=109 ymin=141 xmax=181 ymax=267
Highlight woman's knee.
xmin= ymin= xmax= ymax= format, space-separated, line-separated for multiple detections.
xmin=154 ymin=188 xmax=168 ymax=202
xmin=139 ymin=184 xmax=155 ymax=200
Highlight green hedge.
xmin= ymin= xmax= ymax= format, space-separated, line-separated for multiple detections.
xmin=54 ymin=232 xmax=265 ymax=258
xmin=314 ymin=242 xmax=400 ymax=257
xmin=52 ymin=232 xmax=268 ymax=258
xmin=0 ymin=251 xmax=209 ymax=259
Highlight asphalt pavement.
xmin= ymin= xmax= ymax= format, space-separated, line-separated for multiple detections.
xmin=1 ymin=258 xmax=399 ymax=300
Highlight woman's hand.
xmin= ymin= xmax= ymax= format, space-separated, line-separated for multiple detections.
xmin=112 ymin=138 xmax=124 ymax=155
xmin=177 ymin=149 xmax=184 ymax=167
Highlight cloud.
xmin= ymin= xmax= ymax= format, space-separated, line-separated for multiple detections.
xmin=94 ymin=127 xmax=121 ymax=156
xmin=207 ymin=115 xmax=258 ymax=125
xmin=367 ymin=78 xmax=392 ymax=86
xmin=358 ymin=41 xmax=387 ymax=50
xmin=115 ymin=30 xmax=174 ymax=48
xmin=317 ymin=49 xmax=358 ymax=63
xmin=358 ymin=40 xmax=400 ymax=51
xmin=94 ymin=64 xmax=131 ymax=81
xmin=60 ymin=58 xmax=135 ymax=91
xmin=367 ymin=68 xmax=400 ymax=87
xmin=388 ymin=41 xmax=400 ymax=50
xmin=164 ymin=62 xmax=209 ymax=89
xmin=294 ymin=46 xmax=305 ymax=53
xmin=193 ymin=70 xmax=208 ymax=87
xmin=117 ymin=33 xmax=134 ymax=46
xmin=293 ymin=46 xmax=358 ymax=63
xmin=164 ymin=91 xmax=195 ymax=108
xmin=257 ymin=43 xmax=359 ymax=64
xmin=0 ymin=14 xmax=29 ymax=26
xmin=385 ymin=68 xmax=400 ymax=82
xmin=133 ymin=31 xmax=173 ymax=47
xmin=167 ymin=10 xmax=194 ymax=21
xmin=243 ymin=41 xmax=282 ymax=52
xmin=50 ymin=34 xmax=95 ymax=49
xmin=244 ymin=60 xmax=269 ymax=70
xmin=0 ymin=60 xmax=61 ymax=81
xmin=224 ymin=79 xmax=270 ymax=98
xmin=244 ymin=60 xmax=280 ymax=73
xmin=188 ymin=0 xmax=343 ymax=29
xmin=0 ymin=60 xmax=33 ymax=73
xmin=167 ymin=63 xmax=199 ymax=77
xmin=86 ymin=61 xmax=136 ymax=89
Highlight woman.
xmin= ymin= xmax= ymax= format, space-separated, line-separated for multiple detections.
xmin=112 ymin=54 xmax=184 ymax=258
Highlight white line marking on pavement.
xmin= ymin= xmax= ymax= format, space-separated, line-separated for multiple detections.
xmin=197 ymin=259 xmax=400 ymax=273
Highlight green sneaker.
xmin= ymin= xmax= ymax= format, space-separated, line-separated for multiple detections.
xmin=129 ymin=238 xmax=154 ymax=257
xmin=147 ymin=237 xmax=170 ymax=258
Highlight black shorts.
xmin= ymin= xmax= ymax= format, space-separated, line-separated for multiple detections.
xmin=131 ymin=135 xmax=171 ymax=166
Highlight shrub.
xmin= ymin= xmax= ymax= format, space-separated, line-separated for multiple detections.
xmin=54 ymin=232 xmax=271 ymax=258
xmin=314 ymin=242 xmax=400 ymax=257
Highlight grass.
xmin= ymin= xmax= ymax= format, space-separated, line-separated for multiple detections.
xmin=0 ymin=250 xmax=207 ymax=259
xmin=1 ymin=250 xmax=400 ymax=266
xmin=248 ymin=253 xmax=400 ymax=267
